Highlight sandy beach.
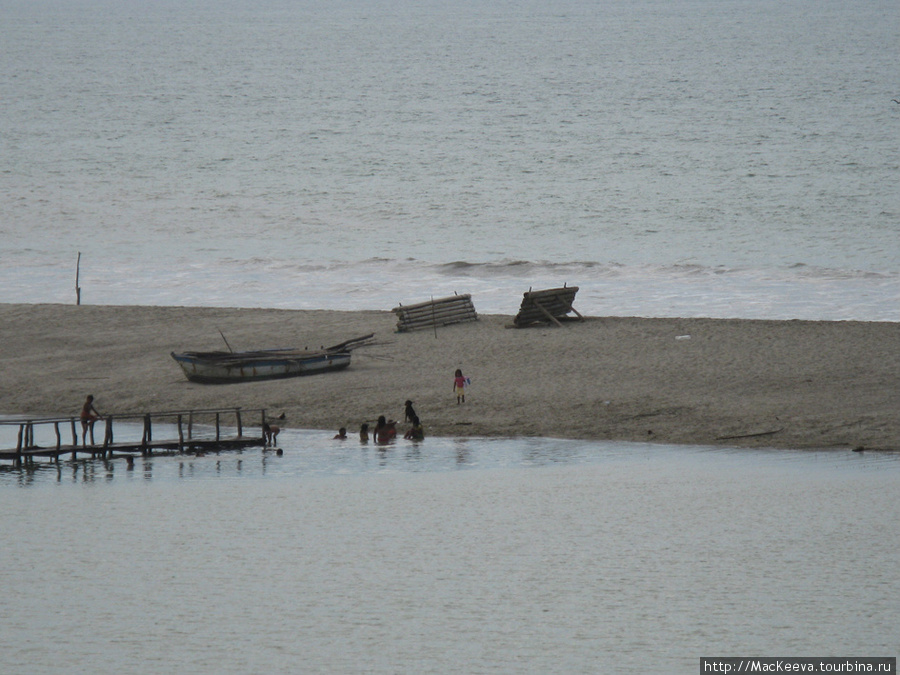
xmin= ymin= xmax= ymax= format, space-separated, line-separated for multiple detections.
xmin=1 ymin=303 xmax=898 ymax=450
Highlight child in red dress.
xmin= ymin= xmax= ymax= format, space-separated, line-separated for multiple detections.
xmin=453 ymin=369 xmax=468 ymax=404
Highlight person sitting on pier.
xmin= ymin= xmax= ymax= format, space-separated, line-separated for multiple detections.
xmin=80 ymin=395 xmax=102 ymax=446
xmin=263 ymin=421 xmax=280 ymax=447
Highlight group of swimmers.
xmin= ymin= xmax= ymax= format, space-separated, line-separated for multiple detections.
xmin=339 ymin=399 xmax=424 ymax=444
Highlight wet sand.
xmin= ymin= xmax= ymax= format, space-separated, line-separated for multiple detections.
xmin=1 ymin=303 xmax=898 ymax=450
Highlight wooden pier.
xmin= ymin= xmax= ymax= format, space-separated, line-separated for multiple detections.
xmin=0 ymin=408 xmax=271 ymax=467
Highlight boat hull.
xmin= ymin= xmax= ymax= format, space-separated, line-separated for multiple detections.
xmin=171 ymin=351 xmax=351 ymax=384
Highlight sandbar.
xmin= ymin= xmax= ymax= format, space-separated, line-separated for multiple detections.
xmin=1 ymin=303 xmax=898 ymax=450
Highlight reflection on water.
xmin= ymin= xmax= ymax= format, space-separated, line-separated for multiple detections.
xmin=3 ymin=426 xmax=899 ymax=488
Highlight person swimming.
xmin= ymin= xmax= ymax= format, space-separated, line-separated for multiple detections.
xmin=374 ymin=416 xmax=396 ymax=444
xmin=404 ymin=415 xmax=424 ymax=441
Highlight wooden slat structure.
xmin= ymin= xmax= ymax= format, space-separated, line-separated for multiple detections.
xmin=0 ymin=408 xmax=272 ymax=467
xmin=512 ymin=285 xmax=583 ymax=328
xmin=392 ymin=294 xmax=478 ymax=333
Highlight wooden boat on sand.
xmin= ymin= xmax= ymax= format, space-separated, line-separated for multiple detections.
xmin=171 ymin=334 xmax=373 ymax=384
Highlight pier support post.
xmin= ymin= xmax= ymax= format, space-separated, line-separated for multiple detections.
xmin=15 ymin=424 xmax=24 ymax=468
xmin=26 ymin=423 xmax=35 ymax=466
xmin=103 ymin=417 xmax=114 ymax=459
xmin=54 ymin=422 xmax=61 ymax=462
xmin=141 ymin=415 xmax=152 ymax=455
xmin=86 ymin=419 xmax=96 ymax=448
xmin=71 ymin=418 xmax=78 ymax=460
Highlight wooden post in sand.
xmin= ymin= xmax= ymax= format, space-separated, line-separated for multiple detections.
xmin=431 ymin=296 xmax=438 ymax=338
xmin=75 ymin=252 xmax=82 ymax=305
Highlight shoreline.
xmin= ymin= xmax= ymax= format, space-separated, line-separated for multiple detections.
xmin=1 ymin=303 xmax=898 ymax=451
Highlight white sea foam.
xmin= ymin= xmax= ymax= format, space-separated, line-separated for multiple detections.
xmin=3 ymin=255 xmax=898 ymax=321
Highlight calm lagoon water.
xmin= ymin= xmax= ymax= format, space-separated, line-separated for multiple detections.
xmin=2 ymin=430 xmax=898 ymax=673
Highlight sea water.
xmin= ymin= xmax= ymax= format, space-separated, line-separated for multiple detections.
xmin=2 ymin=1 xmax=899 ymax=671
xmin=1 ymin=0 xmax=898 ymax=319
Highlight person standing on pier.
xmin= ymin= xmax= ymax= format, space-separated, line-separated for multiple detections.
xmin=80 ymin=395 xmax=102 ymax=446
